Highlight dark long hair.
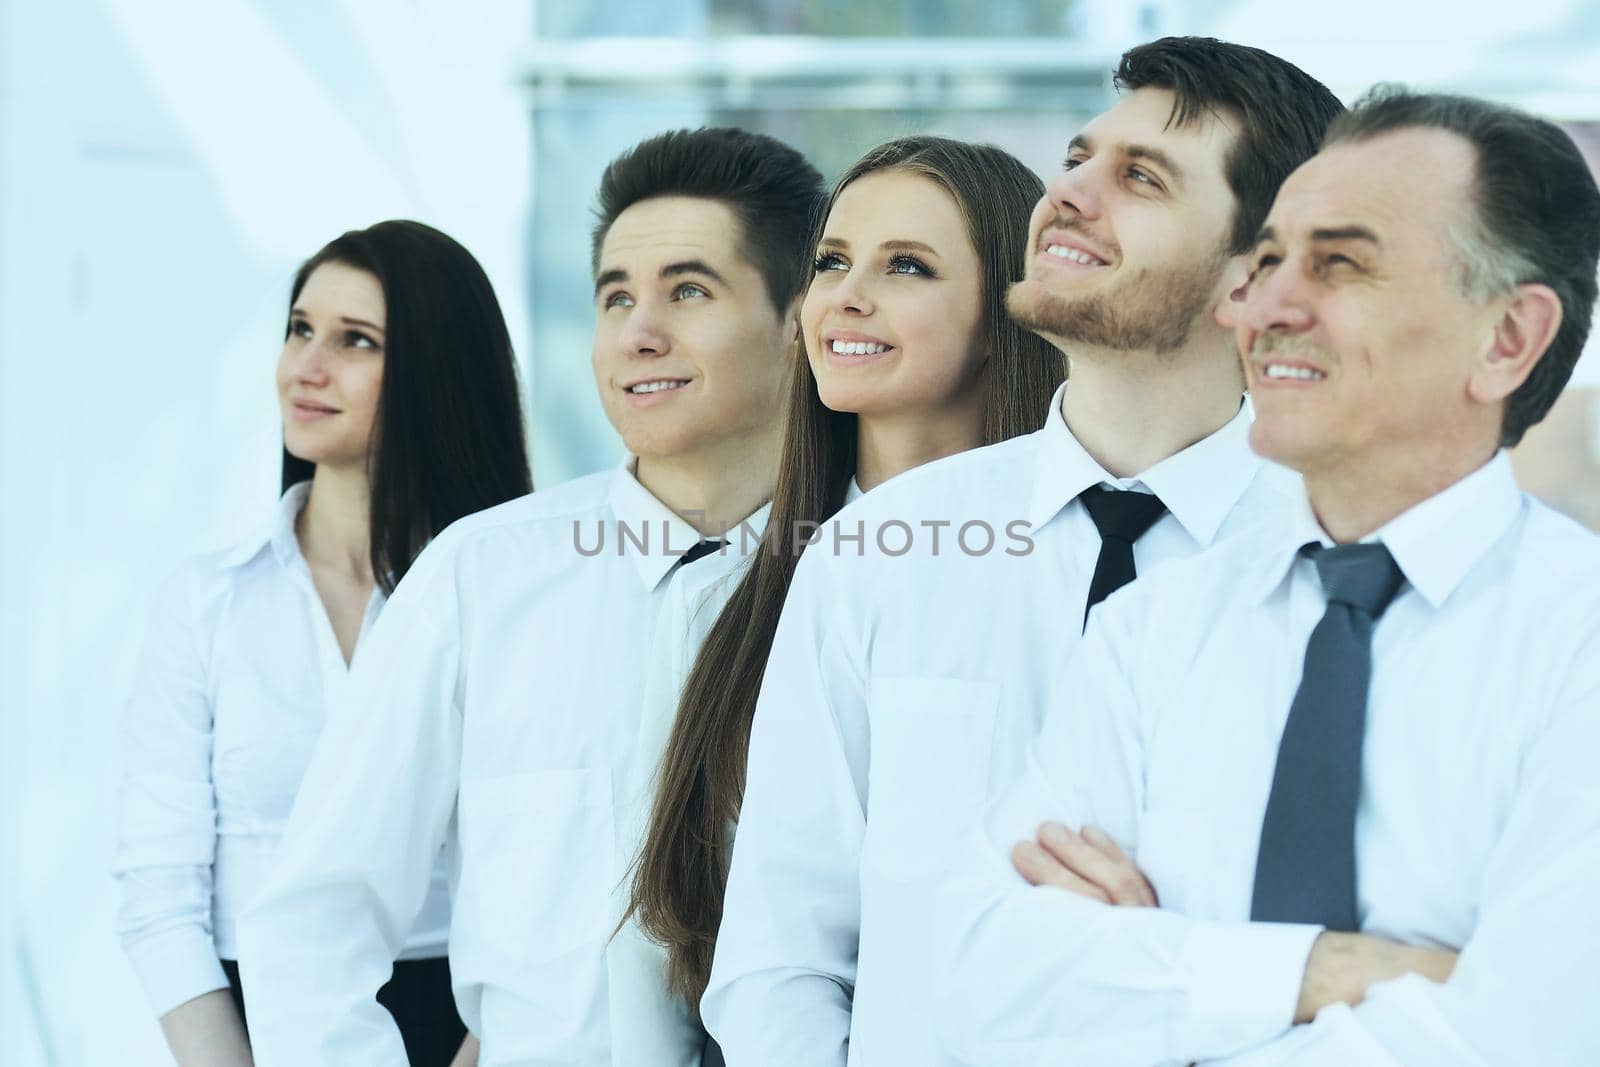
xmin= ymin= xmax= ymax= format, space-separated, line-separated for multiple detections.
xmin=628 ymin=137 xmax=1065 ymax=1004
xmin=281 ymin=220 xmax=532 ymax=593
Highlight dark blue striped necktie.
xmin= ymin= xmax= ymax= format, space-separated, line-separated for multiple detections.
xmin=1250 ymin=542 xmax=1407 ymax=931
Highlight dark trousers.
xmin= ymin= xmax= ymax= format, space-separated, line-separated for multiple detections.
xmin=221 ymin=957 xmax=467 ymax=1066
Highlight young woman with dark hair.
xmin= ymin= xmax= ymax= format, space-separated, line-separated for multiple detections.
xmin=627 ymin=135 xmax=1064 ymax=1021
xmin=114 ymin=220 xmax=530 ymax=1067
xmin=278 ymin=221 xmax=533 ymax=594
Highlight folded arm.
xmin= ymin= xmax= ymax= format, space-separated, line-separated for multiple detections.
xmin=933 ymin=610 xmax=1323 ymax=1066
xmin=1014 ymin=823 xmax=1458 ymax=1026
xmin=1209 ymin=635 xmax=1600 ymax=1066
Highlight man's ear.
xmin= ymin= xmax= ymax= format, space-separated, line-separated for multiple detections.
xmin=782 ymin=294 xmax=805 ymax=344
xmin=1213 ymin=253 xmax=1256 ymax=331
xmin=1467 ymin=282 xmax=1563 ymax=406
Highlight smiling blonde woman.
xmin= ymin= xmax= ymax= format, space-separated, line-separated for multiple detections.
xmin=627 ymin=138 xmax=1063 ymax=1043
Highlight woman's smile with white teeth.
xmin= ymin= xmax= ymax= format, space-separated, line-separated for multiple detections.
xmin=830 ymin=340 xmax=892 ymax=355
xmin=627 ymin=379 xmax=690 ymax=394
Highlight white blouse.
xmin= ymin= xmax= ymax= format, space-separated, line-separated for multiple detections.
xmin=113 ymin=482 xmax=451 ymax=1017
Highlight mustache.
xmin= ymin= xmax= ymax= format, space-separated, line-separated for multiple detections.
xmin=1038 ymin=215 xmax=1121 ymax=260
xmin=1249 ymin=332 xmax=1336 ymax=365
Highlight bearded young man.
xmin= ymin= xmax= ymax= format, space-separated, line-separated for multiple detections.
xmin=702 ymin=37 xmax=1344 ymax=1067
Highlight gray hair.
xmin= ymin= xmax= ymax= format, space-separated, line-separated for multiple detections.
xmin=1446 ymin=199 xmax=1538 ymax=304
xmin=1324 ymin=86 xmax=1600 ymax=446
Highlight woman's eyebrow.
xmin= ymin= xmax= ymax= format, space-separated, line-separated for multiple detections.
xmin=287 ymin=307 xmax=385 ymax=334
xmin=879 ymin=239 xmax=940 ymax=257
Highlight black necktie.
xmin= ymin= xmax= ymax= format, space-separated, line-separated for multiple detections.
xmin=1250 ymin=542 xmax=1407 ymax=931
xmin=674 ymin=538 xmax=726 ymax=570
xmin=1079 ymin=485 xmax=1169 ymax=629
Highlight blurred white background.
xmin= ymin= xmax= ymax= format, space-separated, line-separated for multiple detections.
xmin=3 ymin=1 xmax=1598 ymax=1063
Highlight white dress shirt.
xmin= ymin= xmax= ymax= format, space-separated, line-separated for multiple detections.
xmin=634 ymin=477 xmax=865 ymax=802
xmin=113 ymin=482 xmax=450 ymax=1018
xmin=237 ymin=464 xmax=767 ymax=1067
xmin=705 ymin=384 xmax=1296 ymax=1067
xmin=933 ymin=452 xmax=1600 ymax=1067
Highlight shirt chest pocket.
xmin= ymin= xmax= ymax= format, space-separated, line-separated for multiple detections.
xmin=863 ymin=677 xmax=1000 ymax=881
xmin=455 ymin=769 xmax=616 ymax=980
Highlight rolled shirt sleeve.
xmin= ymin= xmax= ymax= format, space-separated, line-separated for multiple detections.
xmin=113 ymin=563 xmax=231 ymax=1017
xmin=1213 ymin=978 xmax=1490 ymax=1067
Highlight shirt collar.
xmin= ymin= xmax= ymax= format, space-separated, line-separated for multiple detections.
xmin=1251 ymin=451 xmax=1523 ymax=609
xmin=220 ymin=481 xmax=311 ymax=571
xmin=1027 ymin=383 xmax=1112 ymax=529
xmin=1136 ymin=398 xmax=1259 ymax=547
xmin=1375 ymin=451 xmax=1522 ymax=608
xmin=610 ymin=458 xmax=773 ymax=592
xmin=1027 ymin=381 xmax=1260 ymax=548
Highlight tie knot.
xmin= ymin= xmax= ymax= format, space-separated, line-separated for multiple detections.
xmin=1079 ymin=485 xmax=1168 ymax=544
xmin=1306 ymin=542 xmax=1406 ymax=617
xmin=676 ymin=538 xmax=727 ymax=568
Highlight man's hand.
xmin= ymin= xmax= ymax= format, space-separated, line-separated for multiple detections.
xmin=1295 ymin=932 xmax=1460 ymax=1024
xmin=1011 ymin=822 xmax=1157 ymax=907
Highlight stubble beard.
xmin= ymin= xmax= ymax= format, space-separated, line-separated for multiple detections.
xmin=1007 ymin=252 xmax=1227 ymax=356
